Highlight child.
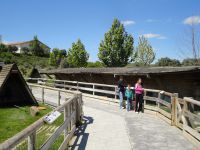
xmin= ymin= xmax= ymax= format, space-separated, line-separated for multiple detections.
xmin=125 ymin=84 xmax=134 ymax=111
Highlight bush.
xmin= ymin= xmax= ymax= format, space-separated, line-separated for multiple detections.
xmin=182 ymin=58 xmax=200 ymax=66
xmin=156 ymin=57 xmax=181 ymax=67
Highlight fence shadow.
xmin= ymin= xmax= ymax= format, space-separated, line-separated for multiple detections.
xmin=70 ymin=116 xmax=94 ymax=150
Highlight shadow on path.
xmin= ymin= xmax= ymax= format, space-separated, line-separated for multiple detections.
xmin=70 ymin=116 xmax=94 ymax=150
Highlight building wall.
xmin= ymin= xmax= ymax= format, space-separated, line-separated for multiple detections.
xmin=54 ymin=72 xmax=200 ymax=100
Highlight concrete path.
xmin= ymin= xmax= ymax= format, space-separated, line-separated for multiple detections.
xmin=31 ymin=87 xmax=197 ymax=150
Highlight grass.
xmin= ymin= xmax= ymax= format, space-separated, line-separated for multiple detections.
xmin=0 ymin=104 xmax=66 ymax=149
xmin=0 ymin=104 xmax=51 ymax=143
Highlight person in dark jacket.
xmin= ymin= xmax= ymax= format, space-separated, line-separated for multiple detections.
xmin=118 ymin=76 xmax=125 ymax=109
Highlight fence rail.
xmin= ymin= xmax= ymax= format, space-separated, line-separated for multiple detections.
xmin=26 ymin=78 xmax=200 ymax=148
xmin=0 ymin=85 xmax=83 ymax=150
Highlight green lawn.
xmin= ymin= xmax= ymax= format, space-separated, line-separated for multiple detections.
xmin=0 ymin=104 xmax=51 ymax=143
xmin=0 ymin=104 xmax=66 ymax=149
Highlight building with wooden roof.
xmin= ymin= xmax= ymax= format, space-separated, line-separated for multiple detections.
xmin=4 ymin=40 xmax=50 ymax=54
xmin=40 ymin=66 xmax=200 ymax=99
xmin=0 ymin=64 xmax=38 ymax=107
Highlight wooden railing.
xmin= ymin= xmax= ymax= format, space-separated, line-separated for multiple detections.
xmin=0 ymin=85 xmax=83 ymax=150
xmin=26 ymin=78 xmax=200 ymax=148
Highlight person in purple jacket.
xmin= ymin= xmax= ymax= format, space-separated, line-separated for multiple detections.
xmin=135 ymin=78 xmax=144 ymax=113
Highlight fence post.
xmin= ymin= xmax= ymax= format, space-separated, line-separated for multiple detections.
xmin=76 ymin=93 xmax=82 ymax=125
xmin=64 ymin=104 xmax=68 ymax=137
xmin=171 ymin=93 xmax=178 ymax=126
xmin=93 ymin=84 xmax=95 ymax=95
xmin=28 ymin=131 xmax=36 ymax=150
xmin=115 ymin=87 xmax=117 ymax=99
xmin=157 ymin=92 xmax=161 ymax=109
xmin=42 ymin=87 xmax=44 ymax=104
xmin=77 ymin=81 xmax=79 ymax=91
xmin=58 ymin=91 xmax=61 ymax=106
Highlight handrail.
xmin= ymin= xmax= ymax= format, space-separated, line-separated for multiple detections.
xmin=26 ymin=78 xmax=200 ymax=148
xmin=0 ymin=86 xmax=83 ymax=150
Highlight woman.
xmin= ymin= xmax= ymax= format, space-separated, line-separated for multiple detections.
xmin=135 ymin=78 xmax=144 ymax=113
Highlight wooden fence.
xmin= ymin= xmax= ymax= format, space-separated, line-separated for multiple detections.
xmin=26 ymin=78 xmax=200 ymax=148
xmin=0 ymin=85 xmax=83 ymax=150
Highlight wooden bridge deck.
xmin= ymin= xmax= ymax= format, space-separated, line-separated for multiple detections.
xmin=31 ymin=87 xmax=197 ymax=150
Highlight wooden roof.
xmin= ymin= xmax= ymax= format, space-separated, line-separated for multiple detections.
xmin=0 ymin=64 xmax=38 ymax=106
xmin=40 ymin=66 xmax=200 ymax=75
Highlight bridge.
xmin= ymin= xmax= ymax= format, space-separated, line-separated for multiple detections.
xmin=1 ymin=78 xmax=200 ymax=150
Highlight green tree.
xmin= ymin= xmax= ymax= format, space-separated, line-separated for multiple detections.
xmin=48 ymin=48 xmax=65 ymax=67
xmin=21 ymin=47 xmax=30 ymax=55
xmin=30 ymin=36 xmax=45 ymax=57
xmin=68 ymin=39 xmax=89 ymax=67
xmin=134 ymin=36 xmax=155 ymax=66
xmin=182 ymin=58 xmax=200 ymax=66
xmin=7 ymin=45 xmax=18 ymax=53
xmin=156 ymin=57 xmax=181 ymax=66
xmin=0 ymin=43 xmax=8 ymax=52
xmin=98 ymin=19 xmax=134 ymax=67
xmin=87 ymin=61 xmax=104 ymax=68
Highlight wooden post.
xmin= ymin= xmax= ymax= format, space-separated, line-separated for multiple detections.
xmin=42 ymin=87 xmax=44 ymax=104
xmin=183 ymin=97 xmax=188 ymax=132
xmin=93 ymin=84 xmax=95 ymax=95
xmin=157 ymin=92 xmax=161 ymax=108
xmin=76 ymin=93 xmax=82 ymax=124
xmin=171 ymin=93 xmax=178 ymax=126
xmin=114 ymin=87 xmax=117 ymax=99
xmin=144 ymin=90 xmax=147 ymax=106
xmin=58 ymin=91 xmax=61 ymax=106
xmin=174 ymin=93 xmax=178 ymax=126
xmin=64 ymin=105 xmax=68 ymax=137
xmin=28 ymin=131 xmax=36 ymax=150
xmin=77 ymin=81 xmax=79 ymax=91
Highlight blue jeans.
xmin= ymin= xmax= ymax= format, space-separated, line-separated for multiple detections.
xmin=119 ymin=91 xmax=123 ymax=109
xmin=127 ymin=98 xmax=131 ymax=111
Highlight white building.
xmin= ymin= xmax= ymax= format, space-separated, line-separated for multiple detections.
xmin=4 ymin=40 xmax=50 ymax=53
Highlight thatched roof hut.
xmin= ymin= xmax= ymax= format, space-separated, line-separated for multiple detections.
xmin=0 ymin=64 xmax=38 ymax=107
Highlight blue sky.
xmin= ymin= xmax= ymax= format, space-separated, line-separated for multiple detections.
xmin=1 ymin=0 xmax=200 ymax=62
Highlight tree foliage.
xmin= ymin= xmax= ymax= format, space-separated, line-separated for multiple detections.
xmin=29 ymin=36 xmax=49 ymax=57
xmin=182 ymin=58 xmax=200 ymax=66
xmin=98 ymin=19 xmax=134 ymax=67
xmin=0 ymin=43 xmax=18 ymax=53
xmin=67 ymin=39 xmax=89 ymax=67
xmin=48 ymin=48 xmax=67 ymax=67
xmin=156 ymin=57 xmax=181 ymax=66
xmin=87 ymin=61 xmax=104 ymax=68
xmin=134 ymin=36 xmax=155 ymax=66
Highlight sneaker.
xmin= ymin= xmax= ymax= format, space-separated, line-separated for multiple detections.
xmin=136 ymin=112 xmax=139 ymax=114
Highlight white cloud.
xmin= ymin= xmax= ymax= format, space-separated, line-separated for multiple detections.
xmin=141 ymin=33 xmax=166 ymax=39
xmin=121 ymin=20 xmax=135 ymax=26
xmin=183 ymin=16 xmax=200 ymax=25
xmin=146 ymin=19 xmax=158 ymax=23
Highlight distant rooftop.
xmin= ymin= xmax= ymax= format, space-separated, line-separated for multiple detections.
xmin=40 ymin=66 xmax=200 ymax=75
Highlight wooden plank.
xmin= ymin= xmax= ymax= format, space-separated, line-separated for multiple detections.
xmin=183 ymin=125 xmax=200 ymax=141
xmin=157 ymin=112 xmax=171 ymax=125
xmin=158 ymin=108 xmax=171 ymax=119
xmin=28 ymin=131 xmax=36 ymax=150
xmin=184 ymin=110 xmax=200 ymax=122
xmin=144 ymin=105 xmax=158 ymax=111
xmin=184 ymin=97 xmax=200 ymax=107
xmin=39 ymin=112 xmax=75 ymax=150
xmin=157 ymin=98 xmax=171 ymax=108
xmin=143 ymin=96 xmax=157 ymax=102
xmin=58 ymin=125 xmax=76 ymax=150
xmin=178 ymin=98 xmax=184 ymax=105
xmin=183 ymin=130 xmax=200 ymax=149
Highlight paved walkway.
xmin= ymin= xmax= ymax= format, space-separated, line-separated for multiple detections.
xmin=31 ymin=87 xmax=197 ymax=150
